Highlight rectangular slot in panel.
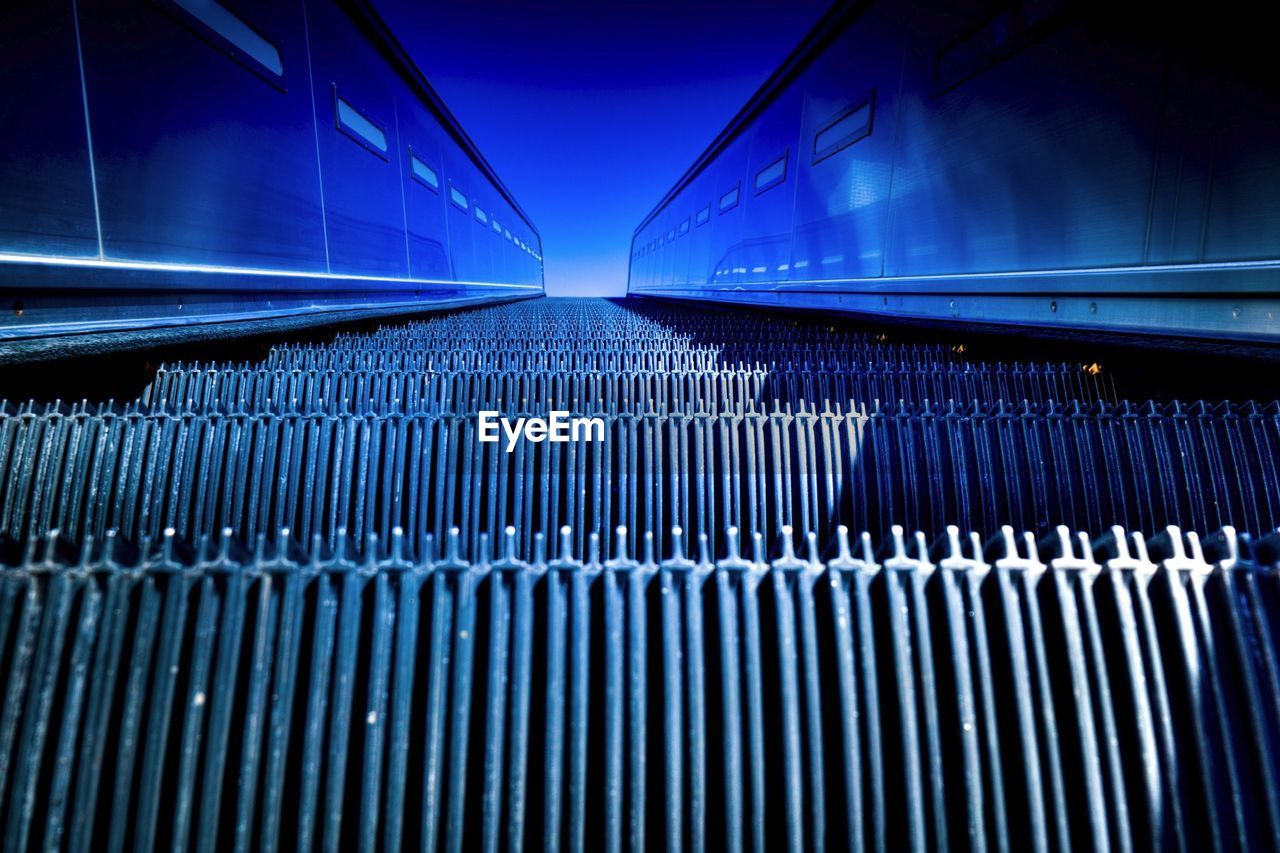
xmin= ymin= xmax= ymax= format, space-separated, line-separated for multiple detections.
xmin=476 ymin=206 xmax=488 ymax=225
xmin=696 ymin=204 xmax=711 ymax=226
xmin=813 ymin=93 xmax=874 ymax=163
xmin=410 ymin=151 xmax=439 ymax=191
xmin=450 ymin=185 xmax=469 ymax=210
xmin=334 ymin=90 xmax=388 ymax=158
xmin=720 ymin=183 xmax=740 ymax=212
xmin=161 ymin=0 xmax=284 ymax=84
xmin=754 ymin=151 xmax=788 ymax=194
xmin=680 ymin=219 xmax=690 ymax=235
xmin=934 ymin=2 xmax=1070 ymax=93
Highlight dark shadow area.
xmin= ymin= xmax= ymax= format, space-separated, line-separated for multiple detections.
xmin=618 ymin=297 xmax=1280 ymax=404
xmin=0 ymin=300 xmax=522 ymax=403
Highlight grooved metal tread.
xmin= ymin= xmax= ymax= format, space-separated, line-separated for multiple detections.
xmin=0 ymin=297 xmax=1277 ymax=850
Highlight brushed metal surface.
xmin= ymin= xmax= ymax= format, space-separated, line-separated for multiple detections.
xmin=629 ymin=0 xmax=1280 ymax=341
xmin=77 ymin=0 xmax=330 ymax=270
xmin=0 ymin=1 xmax=100 ymax=258
xmin=0 ymin=0 xmax=544 ymax=342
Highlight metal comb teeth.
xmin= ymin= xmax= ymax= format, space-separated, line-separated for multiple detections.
xmin=2 ymin=298 xmax=1279 ymax=849
xmin=0 ymin=522 xmax=1277 ymax=850
xmin=1 ymin=395 xmax=1276 ymax=563
xmin=0 ymin=299 xmax=1273 ymax=566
